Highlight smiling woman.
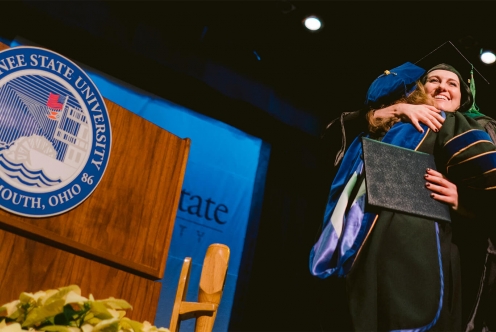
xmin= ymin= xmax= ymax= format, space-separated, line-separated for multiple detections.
xmin=421 ymin=63 xmax=473 ymax=113
xmin=424 ymin=70 xmax=461 ymax=111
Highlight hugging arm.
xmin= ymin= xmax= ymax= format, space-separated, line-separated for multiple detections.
xmin=371 ymin=103 xmax=444 ymax=133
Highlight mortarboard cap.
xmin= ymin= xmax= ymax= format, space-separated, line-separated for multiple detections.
xmin=414 ymin=41 xmax=487 ymax=84
xmin=365 ymin=41 xmax=490 ymax=115
xmin=416 ymin=41 xmax=489 ymax=115
xmin=365 ymin=62 xmax=425 ymax=108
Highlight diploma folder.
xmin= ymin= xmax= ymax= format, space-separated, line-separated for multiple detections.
xmin=361 ymin=137 xmax=451 ymax=222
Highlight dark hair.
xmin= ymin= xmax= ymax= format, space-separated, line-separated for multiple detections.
xmin=420 ymin=63 xmax=473 ymax=112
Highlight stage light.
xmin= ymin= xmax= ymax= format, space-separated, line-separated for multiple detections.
xmin=480 ymin=49 xmax=496 ymax=64
xmin=303 ymin=16 xmax=322 ymax=31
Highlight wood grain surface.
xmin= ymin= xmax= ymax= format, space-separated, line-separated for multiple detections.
xmin=0 ymin=94 xmax=190 ymax=279
xmin=0 ymin=228 xmax=163 ymax=323
xmin=0 ymin=40 xmax=190 ymax=321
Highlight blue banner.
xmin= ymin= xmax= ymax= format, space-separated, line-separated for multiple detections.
xmin=83 ymin=56 xmax=263 ymax=331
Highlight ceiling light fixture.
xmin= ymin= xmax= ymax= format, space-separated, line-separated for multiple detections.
xmin=480 ymin=49 xmax=496 ymax=65
xmin=303 ymin=16 xmax=322 ymax=31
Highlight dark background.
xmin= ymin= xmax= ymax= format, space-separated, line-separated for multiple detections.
xmin=2 ymin=1 xmax=496 ymax=330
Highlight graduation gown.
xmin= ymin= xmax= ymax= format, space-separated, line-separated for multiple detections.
xmin=310 ymin=111 xmax=496 ymax=331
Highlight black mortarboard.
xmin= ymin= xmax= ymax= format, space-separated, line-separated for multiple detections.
xmin=415 ymin=41 xmax=489 ymax=115
xmin=415 ymin=41 xmax=487 ymax=84
xmin=365 ymin=41 xmax=490 ymax=115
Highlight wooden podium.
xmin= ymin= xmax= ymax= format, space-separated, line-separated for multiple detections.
xmin=0 ymin=43 xmax=190 ymax=323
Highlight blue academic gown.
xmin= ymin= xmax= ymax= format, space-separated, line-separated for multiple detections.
xmin=310 ymin=111 xmax=496 ymax=331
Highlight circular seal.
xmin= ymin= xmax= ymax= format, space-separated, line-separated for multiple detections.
xmin=0 ymin=46 xmax=111 ymax=217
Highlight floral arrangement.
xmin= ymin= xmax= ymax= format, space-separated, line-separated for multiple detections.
xmin=0 ymin=285 xmax=169 ymax=332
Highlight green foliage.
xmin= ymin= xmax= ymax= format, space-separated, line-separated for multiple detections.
xmin=0 ymin=286 xmax=169 ymax=332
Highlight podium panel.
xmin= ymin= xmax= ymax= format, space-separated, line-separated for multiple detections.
xmin=0 ymin=228 xmax=162 ymax=322
xmin=0 ymin=42 xmax=190 ymax=323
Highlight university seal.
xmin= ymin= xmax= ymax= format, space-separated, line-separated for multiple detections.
xmin=0 ymin=46 xmax=111 ymax=217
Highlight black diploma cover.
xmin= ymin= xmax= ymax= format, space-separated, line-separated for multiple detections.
xmin=362 ymin=137 xmax=451 ymax=222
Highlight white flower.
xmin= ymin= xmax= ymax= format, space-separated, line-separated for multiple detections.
xmin=21 ymin=290 xmax=48 ymax=304
xmin=40 ymin=290 xmax=57 ymax=304
xmin=0 ymin=322 xmax=23 ymax=332
xmin=0 ymin=285 xmax=170 ymax=332
xmin=93 ymin=318 xmax=119 ymax=332
xmin=141 ymin=321 xmax=170 ymax=332
xmin=81 ymin=324 xmax=94 ymax=332
xmin=107 ymin=309 xmax=120 ymax=319
xmin=142 ymin=321 xmax=152 ymax=332
xmin=65 ymin=291 xmax=88 ymax=305
xmin=0 ymin=300 xmax=19 ymax=316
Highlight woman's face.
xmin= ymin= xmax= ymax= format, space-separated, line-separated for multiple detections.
xmin=424 ymin=69 xmax=462 ymax=112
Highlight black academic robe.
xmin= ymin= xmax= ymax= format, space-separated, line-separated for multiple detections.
xmin=338 ymin=112 xmax=496 ymax=331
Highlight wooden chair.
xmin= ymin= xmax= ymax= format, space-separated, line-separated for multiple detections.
xmin=169 ymin=243 xmax=230 ymax=332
